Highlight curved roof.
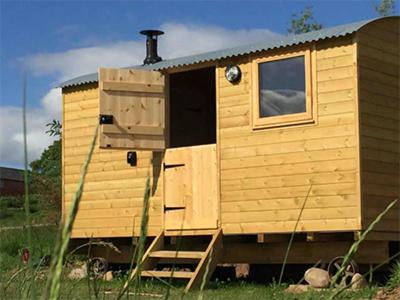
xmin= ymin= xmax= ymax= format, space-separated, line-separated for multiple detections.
xmin=59 ymin=18 xmax=379 ymax=89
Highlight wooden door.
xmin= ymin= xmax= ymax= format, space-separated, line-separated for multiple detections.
xmin=98 ymin=68 xmax=165 ymax=150
xmin=164 ymin=144 xmax=219 ymax=230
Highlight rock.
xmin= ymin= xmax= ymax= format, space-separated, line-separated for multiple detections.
xmin=304 ymin=267 xmax=330 ymax=288
xmin=351 ymin=273 xmax=367 ymax=289
xmin=235 ymin=264 xmax=249 ymax=279
xmin=286 ymin=284 xmax=311 ymax=293
xmin=103 ymin=271 xmax=113 ymax=281
xmin=374 ymin=289 xmax=385 ymax=298
xmin=68 ymin=264 xmax=87 ymax=280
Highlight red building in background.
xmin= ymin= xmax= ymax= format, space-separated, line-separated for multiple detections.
xmin=0 ymin=167 xmax=25 ymax=196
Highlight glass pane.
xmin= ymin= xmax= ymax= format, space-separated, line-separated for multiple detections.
xmin=259 ymin=56 xmax=306 ymax=118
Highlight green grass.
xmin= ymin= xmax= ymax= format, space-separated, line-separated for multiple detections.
xmin=0 ymin=276 xmax=380 ymax=300
xmin=0 ymin=195 xmax=59 ymax=227
xmin=387 ymin=260 xmax=400 ymax=290
xmin=0 ymin=225 xmax=396 ymax=300
xmin=0 ymin=227 xmax=57 ymax=278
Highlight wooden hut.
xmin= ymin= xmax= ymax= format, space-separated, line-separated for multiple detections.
xmin=60 ymin=17 xmax=399 ymax=291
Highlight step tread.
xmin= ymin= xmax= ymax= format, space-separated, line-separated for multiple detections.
xmin=141 ymin=270 xmax=194 ymax=279
xmin=149 ymin=250 xmax=204 ymax=259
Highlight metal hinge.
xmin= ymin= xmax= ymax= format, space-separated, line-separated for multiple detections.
xmin=163 ymin=163 xmax=185 ymax=170
xmin=164 ymin=206 xmax=185 ymax=212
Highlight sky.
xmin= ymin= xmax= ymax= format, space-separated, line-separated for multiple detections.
xmin=0 ymin=0 xmax=397 ymax=168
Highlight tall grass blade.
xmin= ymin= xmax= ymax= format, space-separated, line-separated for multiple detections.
xmin=133 ymin=177 xmax=151 ymax=295
xmin=86 ymin=237 xmax=94 ymax=300
xmin=278 ymin=185 xmax=312 ymax=285
xmin=125 ymin=224 xmax=138 ymax=300
xmin=329 ymin=250 xmax=400 ymax=299
xmin=117 ymin=177 xmax=151 ymax=299
xmin=22 ymin=73 xmax=32 ymax=261
xmin=198 ymin=247 xmax=213 ymax=300
xmin=44 ymin=123 xmax=99 ymax=300
xmin=330 ymin=198 xmax=398 ymax=288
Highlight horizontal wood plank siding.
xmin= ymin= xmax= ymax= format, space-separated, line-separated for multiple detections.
xmin=357 ymin=18 xmax=400 ymax=232
xmin=218 ymin=37 xmax=361 ymax=234
xmin=62 ymin=84 xmax=162 ymax=238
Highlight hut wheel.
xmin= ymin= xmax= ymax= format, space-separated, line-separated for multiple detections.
xmin=88 ymin=257 xmax=108 ymax=276
xmin=327 ymin=256 xmax=358 ymax=286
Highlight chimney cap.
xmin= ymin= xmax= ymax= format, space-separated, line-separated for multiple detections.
xmin=140 ymin=30 xmax=164 ymax=37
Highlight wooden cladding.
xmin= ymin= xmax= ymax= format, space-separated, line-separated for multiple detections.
xmin=218 ymin=37 xmax=361 ymax=234
xmin=357 ymin=17 xmax=400 ymax=232
xmin=99 ymin=68 xmax=166 ymax=150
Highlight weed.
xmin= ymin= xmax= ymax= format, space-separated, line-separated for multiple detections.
xmin=45 ymin=123 xmax=99 ymax=300
xmin=386 ymin=260 xmax=400 ymax=290
xmin=278 ymin=185 xmax=312 ymax=284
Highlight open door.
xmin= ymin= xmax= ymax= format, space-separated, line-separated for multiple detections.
xmin=98 ymin=68 xmax=165 ymax=150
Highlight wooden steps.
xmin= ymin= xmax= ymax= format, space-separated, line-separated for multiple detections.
xmin=141 ymin=270 xmax=195 ymax=278
xmin=149 ymin=250 xmax=204 ymax=259
xmin=128 ymin=229 xmax=222 ymax=293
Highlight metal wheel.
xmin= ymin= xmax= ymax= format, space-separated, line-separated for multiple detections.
xmin=88 ymin=257 xmax=108 ymax=277
xmin=327 ymin=256 xmax=358 ymax=286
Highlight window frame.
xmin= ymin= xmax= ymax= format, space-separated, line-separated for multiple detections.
xmin=251 ymin=49 xmax=314 ymax=129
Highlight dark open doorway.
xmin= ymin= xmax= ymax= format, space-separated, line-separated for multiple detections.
xmin=168 ymin=67 xmax=216 ymax=148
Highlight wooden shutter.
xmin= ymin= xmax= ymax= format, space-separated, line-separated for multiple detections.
xmin=99 ymin=67 xmax=165 ymax=150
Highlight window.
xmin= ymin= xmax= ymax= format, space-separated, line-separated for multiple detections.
xmin=252 ymin=50 xmax=313 ymax=128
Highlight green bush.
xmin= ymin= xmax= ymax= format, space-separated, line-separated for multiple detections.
xmin=29 ymin=139 xmax=61 ymax=211
xmin=0 ymin=195 xmax=41 ymax=217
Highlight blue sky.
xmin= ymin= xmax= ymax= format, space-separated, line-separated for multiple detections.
xmin=0 ymin=0 xmax=397 ymax=168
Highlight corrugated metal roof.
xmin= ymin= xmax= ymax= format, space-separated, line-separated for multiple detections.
xmin=59 ymin=18 xmax=376 ymax=88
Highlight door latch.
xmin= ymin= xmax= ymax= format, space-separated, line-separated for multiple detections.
xmin=127 ymin=151 xmax=137 ymax=166
xmin=99 ymin=114 xmax=113 ymax=124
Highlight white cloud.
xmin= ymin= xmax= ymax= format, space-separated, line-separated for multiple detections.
xmin=0 ymin=89 xmax=61 ymax=168
xmin=1 ymin=22 xmax=280 ymax=167
xmin=23 ymin=22 xmax=280 ymax=81
xmin=0 ymin=106 xmax=57 ymax=167
xmin=41 ymin=88 xmax=62 ymax=119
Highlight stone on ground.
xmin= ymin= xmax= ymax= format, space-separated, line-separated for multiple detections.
xmin=235 ymin=264 xmax=249 ymax=279
xmin=286 ymin=284 xmax=311 ymax=293
xmin=103 ymin=271 xmax=113 ymax=281
xmin=304 ymin=267 xmax=330 ymax=288
xmin=68 ymin=264 xmax=87 ymax=280
xmin=351 ymin=273 xmax=368 ymax=289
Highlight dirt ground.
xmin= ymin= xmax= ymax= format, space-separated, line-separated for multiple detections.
xmin=374 ymin=287 xmax=400 ymax=300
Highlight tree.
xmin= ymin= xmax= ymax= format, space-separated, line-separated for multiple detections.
xmin=288 ymin=6 xmax=323 ymax=34
xmin=45 ymin=119 xmax=62 ymax=137
xmin=29 ymin=120 xmax=62 ymax=210
xmin=374 ymin=0 xmax=396 ymax=16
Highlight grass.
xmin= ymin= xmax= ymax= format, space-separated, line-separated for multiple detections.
xmin=0 ymin=226 xmax=57 ymax=280
xmin=387 ymin=260 xmax=400 ymax=290
xmin=1 ymin=212 xmax=399 ymax=299
xmin=0 ymin=195 xmax=59 ymax=227
xmin=330 ymin=199 xmax=398 ymax=289
xmin=46 ymin=123 xmax=99 ymax=299
xmin=0 ymin=275 xmax=381 ymax=300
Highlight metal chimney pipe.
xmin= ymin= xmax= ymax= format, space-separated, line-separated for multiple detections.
xmin=140 ymin=30 xmax=164 ymax=65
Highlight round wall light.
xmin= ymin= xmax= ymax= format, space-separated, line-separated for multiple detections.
xmin=225 ymin=65 xmax=242 ymax=83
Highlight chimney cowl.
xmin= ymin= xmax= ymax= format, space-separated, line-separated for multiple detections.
xmin=140 ymin=29 xmax=164 ymax=65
